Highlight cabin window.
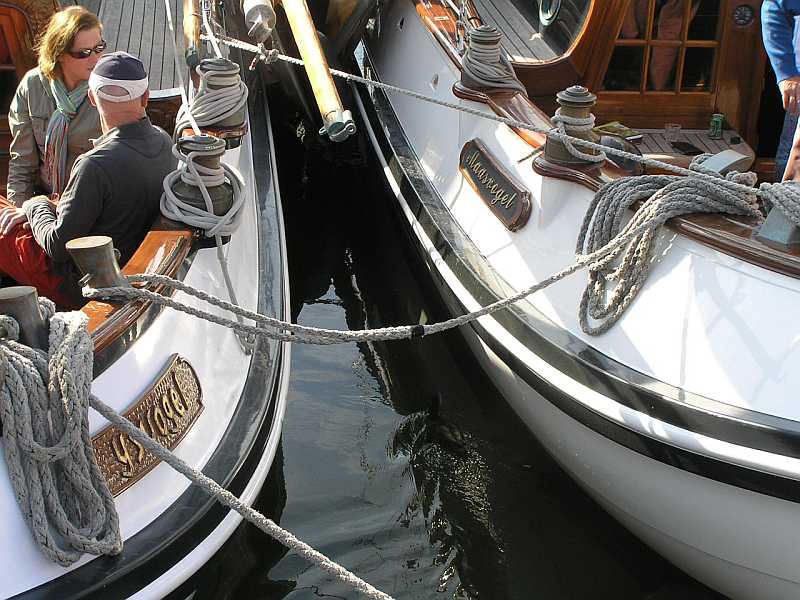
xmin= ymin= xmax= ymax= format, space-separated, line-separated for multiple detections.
xmin=476 ymin=0 xmax=591 ymax=61
xmin=603 ymin=0 xmax=720 ymax=93
xmin=537 ymin=0 xmax=593 ymax=56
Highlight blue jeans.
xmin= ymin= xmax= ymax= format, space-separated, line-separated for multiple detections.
xmin=776 ymin=111 xmax=800 ymax=181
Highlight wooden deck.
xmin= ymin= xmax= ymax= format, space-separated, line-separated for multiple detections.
xmin=637 ymin=128 xmax=756 ymax=168
xmin=77 ymin=0 xmax=185 ymax=94
xmin=469 ymin=0 xmax=556 ymax=62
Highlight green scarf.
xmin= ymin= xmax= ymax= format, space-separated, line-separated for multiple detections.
xmin=44 ymin=78 xmax=89 ymax=196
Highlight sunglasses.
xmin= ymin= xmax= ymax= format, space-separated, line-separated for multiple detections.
xmin=66 ymin=39 xmax=107 ymax=60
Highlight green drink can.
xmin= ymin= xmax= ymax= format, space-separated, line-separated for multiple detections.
xmin=709 ymin=113 xmax=724 ymax=139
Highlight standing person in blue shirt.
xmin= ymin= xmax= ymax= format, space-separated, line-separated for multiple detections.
xmin=763 ymin=1 xmax=800 ymax=180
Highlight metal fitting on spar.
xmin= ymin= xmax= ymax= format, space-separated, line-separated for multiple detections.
xmin=242 ymin=0 xmax=276 ymax=43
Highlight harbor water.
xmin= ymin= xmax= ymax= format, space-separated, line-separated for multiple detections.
xmin=187 ymin=97 xmax=724 ymax=600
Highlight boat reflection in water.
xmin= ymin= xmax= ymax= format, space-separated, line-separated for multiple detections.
xmin=184 ymin=108 xmax=720 ymax=598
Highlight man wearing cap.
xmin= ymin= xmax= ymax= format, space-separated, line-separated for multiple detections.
xmin=0 ymin=52 xmax=175 ymax=306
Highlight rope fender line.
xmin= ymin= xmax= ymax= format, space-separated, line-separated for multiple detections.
xmin=0 ymin=302 xmax=393 ymax=600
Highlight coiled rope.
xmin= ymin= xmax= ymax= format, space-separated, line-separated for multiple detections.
xmin=0 ymin=302 xmax=121 ymax=566
xmin=460 ymin=25 xmax=527 ymax=95
xmin=160 ymin=142 xmax=246 ymax=238
xmin=577 ymin=156 xmax=762 ymax=334
xmin=0 ymin=302 xmax=392 ymax=599
xmin=164 ymin=0 xmax=252 ymax=350
xmin=83 ymin=154 xmax=768 ymax=342
xmin=550 ymin=110 xmax=606 ymax=163
xmin=173 ymin=62 xmax=249 ymax=142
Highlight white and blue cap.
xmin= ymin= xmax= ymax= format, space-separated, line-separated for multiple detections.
xmin=89 ymin=51 xmax=148 ymax=102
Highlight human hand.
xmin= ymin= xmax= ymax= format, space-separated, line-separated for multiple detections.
xmin=0 ymin=206 xmax=27 ymax=235
xmin=780 ymin=76 xmax=800 ymax=114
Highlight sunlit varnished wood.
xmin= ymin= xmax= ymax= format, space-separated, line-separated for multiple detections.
xmin=83 ymin=218 xmax=196 ymax=352
xmin=420 ymin=0 xmax=767 ymax=149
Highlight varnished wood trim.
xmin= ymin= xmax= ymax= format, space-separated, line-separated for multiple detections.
xmin=83 ymin=218 xmax=197 ymax=353
xmin=532 ymin=155 xmax=800 ymax=279
xmin=452 ymin=83 xmax=547 ymax=148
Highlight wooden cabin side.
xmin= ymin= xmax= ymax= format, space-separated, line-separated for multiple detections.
xmin=462 ymin=0 xmax=776 ymax=177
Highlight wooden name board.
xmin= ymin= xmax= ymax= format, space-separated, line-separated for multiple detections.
xmin=459 ymin=138 xmax=532 ymax=231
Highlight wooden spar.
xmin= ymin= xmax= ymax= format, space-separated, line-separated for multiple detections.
xmin=281 ymin=0 xmax=356 ymax=141
xmin=183 ymin=0 xmax=201 ymax=49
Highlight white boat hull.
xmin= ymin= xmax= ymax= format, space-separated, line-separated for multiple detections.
xmin=352 ymin=2 xmax=800 ymax=594
xmin=1 ymin=61 xmax=290 ymax=600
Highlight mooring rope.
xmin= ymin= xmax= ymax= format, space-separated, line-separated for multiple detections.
xmin=0 ymin=301 xmax=392 ymax=599
xmin=84 ymin=156 xmax=764 ymax=343
xmin=0 ymin=302 xmax=121 ymax=566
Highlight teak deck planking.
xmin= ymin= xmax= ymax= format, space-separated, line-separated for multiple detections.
xmin=78 ymin=0 xmax=185 ymax=93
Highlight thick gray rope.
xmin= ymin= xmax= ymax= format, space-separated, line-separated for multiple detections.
xmin=84 ymin=162 xmax=800 ymax=342
xmin=83 ymin=201 xmax=723 ymax=344
xmin=161 ymin=143 xmax=246 ymax=239
xmin=460 ymin=25 xmax=527 ymax=94
xmin=0 ymin=303 xmax=121 ymax=566
xmin=173 ymin=63 xmax=249 ymax=142
xmin=1 ymin=305 xmax=392 ymax=599
xmin=576 ymin=155 xmax=762 ymax=335
xmin=86 ymin=395 xmax=393 ymax=600
xmin=761 ymin=180 xmax=800 ymax=227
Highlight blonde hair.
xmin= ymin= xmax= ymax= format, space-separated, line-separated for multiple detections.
xmin=37 ymin=7 xmax=101 ymax=80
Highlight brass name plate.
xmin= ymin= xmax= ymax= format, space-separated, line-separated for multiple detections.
xmin=459 ymin=138 xmax=532 ymax=231
xmin=92 ymin=354 xmax=203 ymax=496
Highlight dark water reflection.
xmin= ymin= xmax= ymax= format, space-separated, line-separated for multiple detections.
xmin=188 ymin=99 xmax=723 ymax=600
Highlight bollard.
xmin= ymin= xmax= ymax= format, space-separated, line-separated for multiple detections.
xmin=66 ymin=236 xmax=129 ymax=291
xmin=172 ymin=135 xmax=234 ymax=216
xmin=544 ymin=85 xmax=602 ymax=166
xmin=0 ymin=286 xmax=49 ymax=350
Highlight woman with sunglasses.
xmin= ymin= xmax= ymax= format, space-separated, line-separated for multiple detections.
xmin=6 ymin=6 xmax=105 ymax=206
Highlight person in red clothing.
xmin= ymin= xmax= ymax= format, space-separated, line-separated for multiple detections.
xmin=0 ymin=52 xmax=174 ymax=307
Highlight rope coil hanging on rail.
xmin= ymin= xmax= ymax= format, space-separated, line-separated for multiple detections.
xmin=0 ymin=302 xmax=121 ymax=566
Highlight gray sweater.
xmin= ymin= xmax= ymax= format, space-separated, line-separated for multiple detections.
xmin=24 ymin=117 xmax=176 ymax=299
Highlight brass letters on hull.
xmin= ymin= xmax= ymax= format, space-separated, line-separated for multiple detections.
xmin=92 ymin=355 xmax=203 ymax=496
xmin=459 ymin=138 xmax=532 ymax=232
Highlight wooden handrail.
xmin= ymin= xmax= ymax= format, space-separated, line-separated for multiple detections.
xmin=84 ymin=217 xmax=196 ymax=353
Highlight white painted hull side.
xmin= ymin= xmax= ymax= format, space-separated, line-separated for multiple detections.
xmin=354 ymin=1 xmax=800 ymax=596
xmin=0 ymin=91 xmax=290 ymax=598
